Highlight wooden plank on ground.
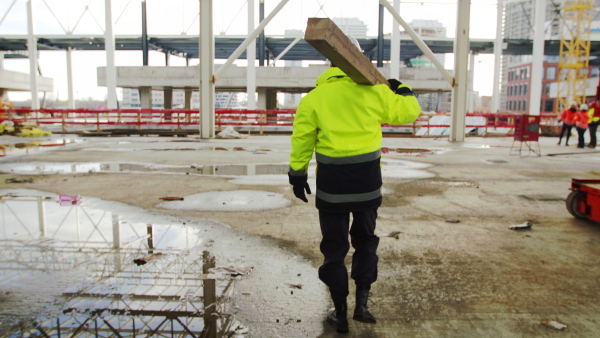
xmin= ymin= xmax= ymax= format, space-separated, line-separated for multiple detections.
xmin=304 ymin=17 xmax=389 ymax=86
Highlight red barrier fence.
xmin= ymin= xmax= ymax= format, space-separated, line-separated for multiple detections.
xmin=0 ymin=108 xmax=560 ymax=136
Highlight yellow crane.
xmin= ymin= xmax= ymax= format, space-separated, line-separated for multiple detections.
xmin=557 ymin=0 xmax=594 ymax=110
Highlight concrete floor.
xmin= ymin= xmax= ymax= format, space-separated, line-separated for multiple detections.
xmin=0 ymin=133 xmax=599 ymax=337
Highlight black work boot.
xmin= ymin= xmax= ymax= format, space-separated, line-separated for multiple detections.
xmin=327 ymin=302 xmax=349 ymax=333
xmin=353 ymin=288 xmax=376 ymax=323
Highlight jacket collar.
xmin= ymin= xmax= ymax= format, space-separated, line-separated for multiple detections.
xmin=315 ymin=67 xmax=353 ymax=87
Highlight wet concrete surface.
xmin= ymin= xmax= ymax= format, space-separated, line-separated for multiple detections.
xmin=0 ymin=134 xmax=599 ymax=336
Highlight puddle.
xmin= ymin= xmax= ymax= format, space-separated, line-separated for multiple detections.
xmin=0 ymin=162 xmax=289 ymax=176
xmin=0 ymin=189 xmax=328 ymax=337
xmin=80 ymin=146 xmax=274 ymax=153
xmin=156 ymin=190 xmax=292 ymax=211
xmin=0 ymin=139 xmax=83 ymax=157
xmin=482 ymin=159 xmax=509 ymax=164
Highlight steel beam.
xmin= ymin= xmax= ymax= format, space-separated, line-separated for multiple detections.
xmin=270 ymin=35 xmax=302 ymax=66
xmin=450 ymin=0 xmax=471 ymax=142
xmin=213 ymin=0 xmax=290 ymax=81
xmin=380 ymin=0 xmax=453 ymax=85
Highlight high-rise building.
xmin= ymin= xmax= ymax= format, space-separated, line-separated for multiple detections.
xmin=331 ymin=17 xmax=368 ymax=37
xmin=120 ymin=88 xmax=240 ymax=109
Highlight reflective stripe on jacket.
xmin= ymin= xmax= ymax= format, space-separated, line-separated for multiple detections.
xmin=589 ymin=108 xmax=600 ymax=123
xmin=289 ymin=67 xmax=421 ymax=212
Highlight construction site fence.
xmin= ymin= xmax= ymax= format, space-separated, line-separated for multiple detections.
xmin=0 ymin=108 xmax=561 ymax=136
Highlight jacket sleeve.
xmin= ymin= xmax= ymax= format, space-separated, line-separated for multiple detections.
xmin=381 ymin=84 xmax=422 ymax=125
xmin=289 ymin=97 xmax=317 ymax=176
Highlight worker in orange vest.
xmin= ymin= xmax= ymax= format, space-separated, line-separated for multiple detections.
xmin=573 ymin=104 xmax=589 ymax=148
xmin=558 ymin=101 xmax=578 ymax=146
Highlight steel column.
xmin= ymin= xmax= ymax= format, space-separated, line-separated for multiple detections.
xmin=259 ymin=0 xmax=265 ymax=66
xmin=37 ymin=196 xmax=46 ymax=237
xmin=491 ymin=0 xmax=504 ymax=113
xmin=112 ymin=214 xmax=121 ymax=249
xmin=164 ymin=87 xmax=173 ymax=109
xmin=468 ymin=52 xmax=475 ymax=113
xmin=528 ymin=0 xmax=545 ymax=115
xmin=377 ymin=4 xmax=384 ymax=67
xmin=105 ymin=0 xmax=117 ymax=109
xmin=450 ymin=0 xmax=471 ymax=142
xmin=247 ymin=0 xmax=257 ymax=110
xmin=199 ymin=0 xmax=215 ymax=138
xmin=66 ymin=47 xmax=75 ymax=109
xmin=390 ymin=0 xmax=401 ymax=79
xmin=140 ymin=87 xmax=151 ymax=108
xmin=142 ymin=0 xmax=148 ymax=66
xmin=26 ymin=0 xmax=39 ymax=110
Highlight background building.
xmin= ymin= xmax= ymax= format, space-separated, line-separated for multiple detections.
xmin=501 ymin=0 xmax=600 ymax=113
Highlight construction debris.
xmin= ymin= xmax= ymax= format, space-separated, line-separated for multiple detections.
xmin=209 ymin=266 xmax=253 ymax=277
xmin=445 ymin=218 xmax=461 ymax=223
xmin=509 ymin=221 xmax=533 ymax=230
xmin=159 ymin=196 xmax=185 ymax=201
xmin=216 ymin=126 xmax=248 ymax=139
xmin=5 ymin=178 xmax=33 ymax=184
xmin=542 ymin=321 xmax=567 ymax=330
xmin=380 ymin=231 xmax=402 ymax=239
xmin=133 ymin=252 xmax=165 ymax=266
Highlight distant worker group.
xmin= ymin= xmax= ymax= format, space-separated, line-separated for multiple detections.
xmin=557 ymin=101 xmax=598 ymax=149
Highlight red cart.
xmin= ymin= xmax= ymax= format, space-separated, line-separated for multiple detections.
xmin=566 ymin=179 xmax=600 ymax=223
xmin=510 ymin=114 xmax=541 ymax=157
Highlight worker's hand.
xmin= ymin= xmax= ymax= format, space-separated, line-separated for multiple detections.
xmin=387 ymin=79 xmax=415 ymax=96
xmin=288 ymin=173 xmax=311 ymax=203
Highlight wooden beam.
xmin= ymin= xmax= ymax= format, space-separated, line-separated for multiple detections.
xmin=304 ymin=17 xmax=389 ymax=86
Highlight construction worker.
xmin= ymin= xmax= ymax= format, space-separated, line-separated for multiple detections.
xmin=558 ymin=101 xmax=578 ymax=146
xmin=587 ymin=102 xmax=599 ymax=148
xmin=574 ymin=103 xmax=589 ymax=148
xmin=288 ymin=38 xmax=421 ymax=334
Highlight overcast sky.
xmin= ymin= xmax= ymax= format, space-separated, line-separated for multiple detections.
xmin=0 ymin=0 xmax=498 ymax=102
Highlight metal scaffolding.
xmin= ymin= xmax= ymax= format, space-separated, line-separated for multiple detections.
xmin=557 ymin=0 xmax=594 ymax=109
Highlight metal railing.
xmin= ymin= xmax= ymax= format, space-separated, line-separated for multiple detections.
xmin=0 ymin=108 xmax=561 ymax=136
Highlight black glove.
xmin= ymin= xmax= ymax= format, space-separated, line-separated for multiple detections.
xmin=288 ymin=173 xmax=311 ymax=203
xmin=388 ymin=79 xmax=402 ymax=92
xmin=387 ymin=78 xmax=415 ymax=96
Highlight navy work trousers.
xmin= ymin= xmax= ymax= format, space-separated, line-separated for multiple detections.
xmin=318 ymin=208 xmax=379 ymax=305
xmin=558 ymin=123 xmax=573 ymax=145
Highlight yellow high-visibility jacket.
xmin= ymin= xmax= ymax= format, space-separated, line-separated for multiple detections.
xmin=589 ymin=108 xmax=599 ymax=123
xmin=289 ymin=67 xmax=421 ymax=211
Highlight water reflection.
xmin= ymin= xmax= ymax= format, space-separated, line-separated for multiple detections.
xmin=0 ymin=192 xmax=239 ymax=337
xmin=0 ymin=162 xmax=289 ymax=176
xmin=0 ymin=139 xmax=82 ymax=157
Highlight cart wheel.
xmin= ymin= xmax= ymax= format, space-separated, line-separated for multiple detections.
xmin=566 ymin=191 xmax=588 ymax=219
